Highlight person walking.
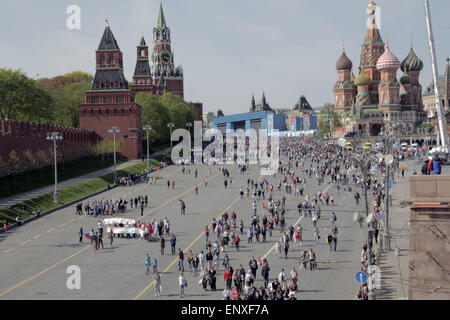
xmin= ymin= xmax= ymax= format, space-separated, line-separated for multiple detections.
xmin=179 ymin=272 xmax=187 ymax=298
xmin=327 ymin=233 xmax=333 ymax=251
xmin=332 ymin=233 xmax=338 ymax=251
xmin=249 ymin=257 xmax=258 ymax=279
xmin=283 ymin=239 xmax=289 ymax=259
xmin=109 ymin=229 xmax=114 ymax=246
xmin=331 ymin=212 xmax=337 ymax=227
xmin=261 ymin=262 xmax=270 ymax=288
xmin=178 ymin=249 xmax=185 ymax=272
xmin=140 ymin=200 xmax=144 ymax=217
xmin=180 ymin=200 xmax=186 ymax=215
xmin=78 ymin=227 xmax=83 ymax=244
xmin=247 ymin=227 xmax=253 ymax=244
xmin=160 ymin=237 xmax=165 ymax=255
xmin=145 ymin=253 xmax=151 ymax=275
xmin=192 ymin=254 xmax=199 ymax=277
xmin=205 ymin=225 xmax=209 ymax=243
xmin=98 ymin=232 xmax=104 ymax=249
xmin=313 ymin=227 xmax=320 ymax=245
xmin=234 ymin=235 xmax=240 ymax=252
xmin=170 ymin=235 xmax=176 ymax=255
xmin=278 ymin=268 xmax=287 ymax=290
xmin=152 ymin=257 xmax=158 ymax=274
xmin=308 ymin=248 xmax=316 ymax=270
xmin=153 ymin=272 xmax=161 ymax=297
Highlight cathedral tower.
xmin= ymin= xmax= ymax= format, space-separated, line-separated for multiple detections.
xmin=360 ymin=0 xmax=385 ymax=104
xmin=400 ymin=44 xmax=424 ymax=108
xmin=334 ymin=49 xmax=356 ymax=112
xmin=376 ymin=43 xmax=401 ymax=111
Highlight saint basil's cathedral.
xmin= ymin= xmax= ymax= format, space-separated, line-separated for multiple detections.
xmin=333 ymin=0 xmax=427 ymax=137
xmin=79 ymin=4 xmax=196 ymax=159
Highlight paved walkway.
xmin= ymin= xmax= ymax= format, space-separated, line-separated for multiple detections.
xmin=0 ymin=149 xmax=170 ymax=210
xmin=376 ymin=160 xmax=449 ymax=300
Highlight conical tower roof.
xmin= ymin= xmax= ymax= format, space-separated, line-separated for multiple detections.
xmin=98 ymin=21 xmax=120 ymax=51
xmin=139 ymin=36 xmax=147 ymax=46
xmin=157 ymin=3 xmax=167 ymax=29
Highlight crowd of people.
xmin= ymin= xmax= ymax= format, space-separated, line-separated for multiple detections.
xmin=76 ymin=135 xmax=427 ymax=300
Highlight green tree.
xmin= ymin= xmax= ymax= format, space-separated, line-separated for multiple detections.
xmin=421 ymin=122 xmax=434 ymax=134
xmin=39 ymin=71 xmax=93 ymax=128
xmin=135 ymin=93 xmax=171 ymax=146
xmin=318 ymin=103 xmax=341 ymax=138
xmin=161 ymin=93 xmax=197 ymax=129
xmin=0 ymin=69 xmax=53 ymax=122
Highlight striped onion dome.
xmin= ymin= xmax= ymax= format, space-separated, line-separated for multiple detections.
xmin=336 ymin=50 xmax=353 ymax=71
xmin=354 ymin=71 xmax=372 ymax=86
xmin=400 ymin=47 xmax=423 ymax=72
xmin=376 ymin=44 xmax=400 ymax=71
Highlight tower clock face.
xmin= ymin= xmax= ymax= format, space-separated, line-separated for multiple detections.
xmin=161 ymin=51 xmax=172 ymax=65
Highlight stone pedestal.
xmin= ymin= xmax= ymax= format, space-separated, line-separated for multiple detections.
xmin=408 ymin=176 xmax=450 ymax=300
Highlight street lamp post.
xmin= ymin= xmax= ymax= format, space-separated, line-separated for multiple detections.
xmin=143 ymin=125 xmax=152 ymax=170
xmin=379 ymin=129 xmax=396 ymax=252
xmin=349 ymin=154 xmax=380 ymax=300
xmin=167 ymin=123 xmax=175 ymax=149
xmin=47 ymin=132 xmax=63 ymax=204
xmin=186 ymin=122 xmax=192 ymax=135
xmin=108 ymin=127 xmax=120 ymax=184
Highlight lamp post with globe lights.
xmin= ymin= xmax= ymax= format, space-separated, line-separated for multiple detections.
xmin=167 ymin=123 xmax=175 ymax=149
xmin=143 ymin=125 xmax=152 ymax=170
xmin=348 ymin=154 xmax=382 ymax=300
xmin=47 ymin=132 xmax=63 ymax=204
xmin=108 ymin=127 xmax=120 ymax=184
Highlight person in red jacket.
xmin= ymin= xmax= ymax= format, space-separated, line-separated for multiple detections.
xmin=224 ymin=267 xmax=232 ymax=289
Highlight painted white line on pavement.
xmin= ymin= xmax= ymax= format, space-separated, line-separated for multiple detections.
xmin=262 ymin=215 xmax=304 ymax=260
xmin=261 ymin=180 xmax=334 ymax=261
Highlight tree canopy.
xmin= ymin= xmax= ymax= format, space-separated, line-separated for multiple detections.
xmin=136 ymin=92 xmax=198 ymax=146
xmin=317 ymin=103 xmax=341 ymax=138
xmin=39 ymin=71 xmax=93 ymax=128
xmin=0 ymin=69 xmax=53 ymax=123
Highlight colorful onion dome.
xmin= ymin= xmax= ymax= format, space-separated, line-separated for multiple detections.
xmin=399 ymin=72 xmax=412 ymax=85
xmin=376 ymin=44 xmax=400 ymax=70
xmin=354 ymin=71 xmax=371 ymax=86
xmin=400 ymin=47 xmax=423 ymax=72
xmin=336 ymin=50 xmax=353 ymax=71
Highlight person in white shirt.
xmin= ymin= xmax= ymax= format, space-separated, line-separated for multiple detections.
xmin=178 ymin=273 xmax=187 ymax=298
xmin=222 ymin=286 xmax=231 ymax=300
xmin=278 ymin=269 xmax=287 ymax=290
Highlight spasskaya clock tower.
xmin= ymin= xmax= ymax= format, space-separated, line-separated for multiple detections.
xmin=151 ymin=3 xmax=184 ymax=98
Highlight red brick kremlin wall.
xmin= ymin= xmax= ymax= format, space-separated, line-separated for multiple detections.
xmin=0 ymin=119 xmax=100 ymax=163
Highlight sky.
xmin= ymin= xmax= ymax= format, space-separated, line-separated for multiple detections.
xmin=1 ymin=0 xmax=450 ymax=114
